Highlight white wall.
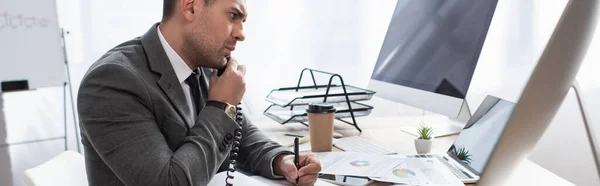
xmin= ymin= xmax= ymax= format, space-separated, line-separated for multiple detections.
xmin=82 ymin=0 xmax=162 ymax=64
xmin=465 ymin=0 xmax=561 ymax=108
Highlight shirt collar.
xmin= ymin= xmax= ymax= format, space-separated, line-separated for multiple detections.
xmin=157 ymin=25 xmax=193 ymax=84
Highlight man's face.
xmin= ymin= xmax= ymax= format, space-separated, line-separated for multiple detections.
xmin=183 ymin=0 xmax=247 ymax=69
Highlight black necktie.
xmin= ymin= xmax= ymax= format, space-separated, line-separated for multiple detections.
xmin=186 ymin=69 xmax=202 ymax=116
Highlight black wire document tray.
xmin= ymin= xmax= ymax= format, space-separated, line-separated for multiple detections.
xmin=264 ymin=102 xmax=373 ymax=124
xmin=262 ymin=68 xmax=376 ymax=132
xmin=265 ymin=85 xmax=375 ymax=107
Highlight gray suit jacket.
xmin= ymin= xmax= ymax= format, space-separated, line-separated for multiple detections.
xmin=78 ymin=23 xmax=291 ymax=186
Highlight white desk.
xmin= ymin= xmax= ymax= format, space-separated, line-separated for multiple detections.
xmin=254 ymin=116 xmax=574 ymax=186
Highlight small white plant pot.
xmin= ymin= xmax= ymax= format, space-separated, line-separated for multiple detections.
xmin=414 ymin=138 xmax=434 ymax=154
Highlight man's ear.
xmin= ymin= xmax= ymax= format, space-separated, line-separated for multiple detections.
xmin=180 ymin=0 xmax=198 ymax=21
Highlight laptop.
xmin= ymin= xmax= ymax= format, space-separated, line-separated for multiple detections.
xmin=403 ymin=95 xmax=516 ymax=184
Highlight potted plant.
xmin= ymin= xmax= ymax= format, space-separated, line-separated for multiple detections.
xmin=414 ymin=124 xmax=433 ymax=154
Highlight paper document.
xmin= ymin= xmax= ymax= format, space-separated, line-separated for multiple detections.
xmin=369 ymin=158 xmax=464 ymax=186
xmin=313 ymin=152 xmax=463 ymax=186
xmin=314 ymin=152 xmax=404 ymax=177
xmin=207 ymin=171 xmax=268 ymax=186
xmin=207 ymin=170 xmax=338 ymax=186
xmin=251 ymin=176 xmax=337 ymax=186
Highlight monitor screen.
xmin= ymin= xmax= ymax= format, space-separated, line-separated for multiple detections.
xmin=446 ymin=96 xmax=515 ymax=175
xmin=370 ymin=0 xmax=498 ymax=99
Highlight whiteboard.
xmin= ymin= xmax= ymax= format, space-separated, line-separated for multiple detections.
xmin=0 ymin=0 xmax=66 ymax=91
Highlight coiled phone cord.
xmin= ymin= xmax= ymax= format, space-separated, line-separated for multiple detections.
xmin=225 ymin=107 xmax=243 ymax=186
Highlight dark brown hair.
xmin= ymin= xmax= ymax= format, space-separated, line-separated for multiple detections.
xmin=162 ymin=0 xmax=215 ymax=21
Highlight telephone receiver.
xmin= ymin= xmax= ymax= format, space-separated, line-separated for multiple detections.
xmin=217 ymin=56 xmax=231 ymax=77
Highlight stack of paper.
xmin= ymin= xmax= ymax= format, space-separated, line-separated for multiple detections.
xmin=314 ymin=152 xmax=465 ymax=186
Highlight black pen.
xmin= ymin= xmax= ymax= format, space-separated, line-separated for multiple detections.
xmin=294 ymin=137 xmax=299 ymax=184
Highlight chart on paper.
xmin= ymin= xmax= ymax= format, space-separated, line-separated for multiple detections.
xmin=315 ymin=152 xmax=404 ymax=177
xmin=370 ymin=158 xmax=464 ymax=186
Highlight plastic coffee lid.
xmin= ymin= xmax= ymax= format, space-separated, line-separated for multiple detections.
xmin=306 ymin=103 xmax=336 ymax=114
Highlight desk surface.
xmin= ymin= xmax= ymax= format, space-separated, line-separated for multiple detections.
xmin=254 ymin=116 xmax=574 ymax=186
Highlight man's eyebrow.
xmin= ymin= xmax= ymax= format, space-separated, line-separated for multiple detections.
xmin=231 ymin=7 xmax=247 ymax=22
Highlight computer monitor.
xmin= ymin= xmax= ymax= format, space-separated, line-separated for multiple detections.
xmin=368 ymin=0 xmax=499 ymax=133
xmin=478 ymin=0 xmax=598 ymax=185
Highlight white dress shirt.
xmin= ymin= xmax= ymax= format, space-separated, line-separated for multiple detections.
xmin=157 ymin=26 xmax=197 ymax=124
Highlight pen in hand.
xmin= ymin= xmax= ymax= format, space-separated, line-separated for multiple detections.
xmin=294 ymin=137 xmax=300 ymax=184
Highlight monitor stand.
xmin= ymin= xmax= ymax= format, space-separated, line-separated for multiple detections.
xmin=400 ymin=101 xmax=471 ymax=138
xmin=572 ymin=81 xmax=600 ymax=178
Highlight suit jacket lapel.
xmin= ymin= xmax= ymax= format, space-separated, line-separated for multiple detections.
xmin=141 ymin=23 xmax=193 ymax=127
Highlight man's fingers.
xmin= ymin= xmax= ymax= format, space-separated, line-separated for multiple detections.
xmin=228 ymin=58 xmax=239 ymax=72
xmin=237 ymin=64 xmax=247 ymax=76
xmin=298 ymin=154 xmax=321 ymax=176
xmin=281 ymin=160 xmax=298 ymax=183
xmin=298 ymin=174 xmax=318 ymax=186
xmin=300 ymin=154 xmax=318 ymax=165
xmin=280 ymin=154 xmax=320 ymax=185
xmin=298 ymin=162 xmax=321 ymax=176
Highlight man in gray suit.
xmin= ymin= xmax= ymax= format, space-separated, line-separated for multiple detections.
xmin=77 ymin=0 xmax=321 ymax=185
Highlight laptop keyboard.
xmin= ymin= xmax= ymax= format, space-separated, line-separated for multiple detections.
xmin=408 ymin=155 xmax=473 ymax=180
xmin=436 ymin=156 xmax=473 ymax=179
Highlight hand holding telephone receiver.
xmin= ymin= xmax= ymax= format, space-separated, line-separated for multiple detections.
xmin=209 ymin=56 xmax=245 ymax=106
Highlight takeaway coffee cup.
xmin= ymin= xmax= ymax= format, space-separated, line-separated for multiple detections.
xmin=306 ymin=103 xmax=336 ymax=152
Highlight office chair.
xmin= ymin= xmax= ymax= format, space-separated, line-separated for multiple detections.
xmin=24 ymin=151 xmax=88 ymax=186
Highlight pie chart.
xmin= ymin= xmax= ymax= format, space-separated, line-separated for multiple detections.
xmin=393 ymin=169 xmax=416 ymax=178
xmin=349 ymin=160 xmax=371 ymax=167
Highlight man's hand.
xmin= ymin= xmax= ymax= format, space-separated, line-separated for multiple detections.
xmin=274 ymin=153 xmax=322 ymax=186
xmin=208 ymin=58 xmax=246 ymax=105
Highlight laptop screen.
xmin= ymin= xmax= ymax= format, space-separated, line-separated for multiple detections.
xmin=446 ymin=96 xmax=516 ymax=175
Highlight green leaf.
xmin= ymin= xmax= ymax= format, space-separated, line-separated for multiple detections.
xmin=417 ymin=124 xmax=433 ymax=140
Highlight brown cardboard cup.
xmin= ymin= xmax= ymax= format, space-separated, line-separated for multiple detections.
xmin=307 ymin=103 xmax=336 ymax=152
